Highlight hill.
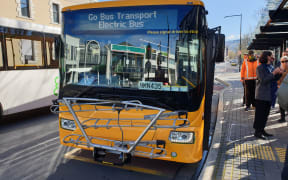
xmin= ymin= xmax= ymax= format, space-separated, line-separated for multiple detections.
xmin=225 ymin=40 xmax=239 ymax=52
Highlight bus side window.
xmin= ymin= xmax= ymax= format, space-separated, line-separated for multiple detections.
xmin=6 ymin=37 xmax=44 ymax=67
xmin=47 ymin=40 xmax=59 ymax=67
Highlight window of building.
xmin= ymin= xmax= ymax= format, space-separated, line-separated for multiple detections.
xmin=52 ymin=3 xmax=60 ymax=23
xmin=20 ymin=0 xmax=30 ymax=18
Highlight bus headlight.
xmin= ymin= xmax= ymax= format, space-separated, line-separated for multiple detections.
xmin=61 ymin=118 xmax=76 ymax=131
xmin=169 ymin=131 xmax=194 ymax=144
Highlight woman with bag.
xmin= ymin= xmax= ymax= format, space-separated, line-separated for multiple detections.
xmin=253 ymin=51 xmax=282 ymax=140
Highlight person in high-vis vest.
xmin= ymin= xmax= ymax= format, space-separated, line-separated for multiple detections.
xmin=241 ymin=53 xmax=248 ymax=106
xmin=241 ymin=50 xmax=259 ymax=111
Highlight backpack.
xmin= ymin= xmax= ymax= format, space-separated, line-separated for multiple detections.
xmin=277 ymin=74 xmax=288 ymax=111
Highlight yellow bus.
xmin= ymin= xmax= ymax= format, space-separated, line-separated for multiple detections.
xmin=52 ymin=0 xmax=224 ymax=164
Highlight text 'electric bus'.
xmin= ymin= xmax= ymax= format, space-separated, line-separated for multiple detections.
xmin=52 ymin=0 xmax=225 ymax=164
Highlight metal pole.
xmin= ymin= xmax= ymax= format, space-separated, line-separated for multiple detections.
xmin=224 ymin=14 xmax=242 ymax=72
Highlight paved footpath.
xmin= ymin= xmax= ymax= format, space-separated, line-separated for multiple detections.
xmin=204 ymin=72 xmax=288 ymax=180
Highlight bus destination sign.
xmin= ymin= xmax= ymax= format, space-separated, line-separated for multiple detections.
xmin=70 ymin=8 xmax=178 ymax=31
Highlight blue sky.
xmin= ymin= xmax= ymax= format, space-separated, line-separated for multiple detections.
xmin=97 ymin=0 xmax=267 ymax=41
xmin=203 ymin=0 xmax=267 ymax=41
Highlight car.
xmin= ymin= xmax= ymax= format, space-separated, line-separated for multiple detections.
xmin=230 ymin=59 xmax=238 ymax=66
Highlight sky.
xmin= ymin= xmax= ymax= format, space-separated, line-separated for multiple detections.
xmin=96 ymin=0 xmax=268 ymax=41
xmin=203 ymin=0 xmax=267 ymax=41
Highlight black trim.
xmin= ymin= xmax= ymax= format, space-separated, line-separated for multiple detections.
xmin=59 ymin=84 xmax=204 ymax=112
xmin=260 ymin=25 xmax=288 ymax=33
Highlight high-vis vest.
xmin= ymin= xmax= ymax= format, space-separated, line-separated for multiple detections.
xmin=241 ymin=58 xmax=259 ymax=80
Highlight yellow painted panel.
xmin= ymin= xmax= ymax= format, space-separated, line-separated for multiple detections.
xmin=58 ymin=96 xmax=205 ymax=163
xmin=63 ymin=0 xmax=205 ymax=12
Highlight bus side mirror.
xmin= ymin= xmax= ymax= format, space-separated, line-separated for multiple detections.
xmin=215 ymin=34 xmax=225 ymax=63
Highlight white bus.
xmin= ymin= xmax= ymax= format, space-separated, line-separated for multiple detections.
xmin=0 ymin=27 xmax=59 ymax=119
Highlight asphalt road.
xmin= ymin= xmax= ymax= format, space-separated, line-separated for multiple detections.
xmin=215 ymin=61 xmax=239 ymax=74
xmin=0 ymin=62 xmax=231 ymax=180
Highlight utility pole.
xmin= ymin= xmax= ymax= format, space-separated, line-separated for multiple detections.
xmin=224 ymin=14 xmax=242 ymax=72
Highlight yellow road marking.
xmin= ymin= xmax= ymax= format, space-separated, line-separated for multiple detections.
xmin=256 ymin=145 xmax=262 ymax=159
xmin=219 ymin=144 xmax=285 ymax=179
xmin=275 ymin=148 xmax=286 ymax=163
xmin=270 ymin=146 xmax=276 ymax=161
xmin=265 ymin=146 xmax=270 ymax=160
xmin=64 ymin=149 xmax=167 ymax=177
xmin=65 ymin=148 xmax=82 ymax=156
xmin=261 ymin=145 xmax=267 ymax=160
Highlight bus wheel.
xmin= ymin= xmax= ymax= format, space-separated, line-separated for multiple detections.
xmin=124 ymin=153 xmax=132 ymax=164
xmin=92 ymin=147 xmax=105 ymax=161
xmin=92 ymin=148 xmax=98 ymax=161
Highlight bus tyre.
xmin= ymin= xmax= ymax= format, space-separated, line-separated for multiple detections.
xmin=124 ymin=153 xmax=132 ymax=164
xmin=93 ymin=147 xmax=99 ymax=161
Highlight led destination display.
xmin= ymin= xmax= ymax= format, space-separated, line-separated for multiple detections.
xmin=65 ymin=8 xmax=178 ymax=32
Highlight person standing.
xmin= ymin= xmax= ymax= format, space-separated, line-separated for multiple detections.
xmin=267 ymin=56 xmax=278 ymax=108
xmin=241 ymin=53 xmax=248 ymax=106
xmin=253 ymin=51 xmax=282 ymax=139
xmin=280 ymin=56 xmax=288 ymax=180
xmin=241 ymin=50 xmax=259 ymax=111
xmin=278 ymin=56 xmax=288 ymax=123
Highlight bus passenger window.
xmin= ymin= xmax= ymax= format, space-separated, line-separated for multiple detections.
xmin=6 ymin=37 xmax=44 ymax=67
xmin=6 ymin=38 xmax=21 ymax=67
xmin=21 ymin=39 xmax=34 ymax=62
xmin=47 ymin=40 xmax=58 ymax=67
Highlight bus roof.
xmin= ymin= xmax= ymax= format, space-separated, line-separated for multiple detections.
xmin=62 ymin=0 xmax=204 ymax=12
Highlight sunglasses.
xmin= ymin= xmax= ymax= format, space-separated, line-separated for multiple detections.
xmin=281 ymin=60 xmax=288 ymax=63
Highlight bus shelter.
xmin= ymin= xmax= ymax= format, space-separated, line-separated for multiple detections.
xmin=248 ymin=0 xmax=288 ymax=64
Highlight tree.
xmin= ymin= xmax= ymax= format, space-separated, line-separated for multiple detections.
xmin=228 ymin=50 xmax=237 ymax=59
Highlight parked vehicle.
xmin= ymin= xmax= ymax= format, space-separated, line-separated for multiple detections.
xmin=230 ymin=59 xmax=238 ymax=66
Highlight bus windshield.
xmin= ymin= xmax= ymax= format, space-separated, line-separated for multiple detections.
xmin=62 ymin=5 xmax=202 ymax=93
xmin=63 ymin=6 xmax=202 ymax=92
